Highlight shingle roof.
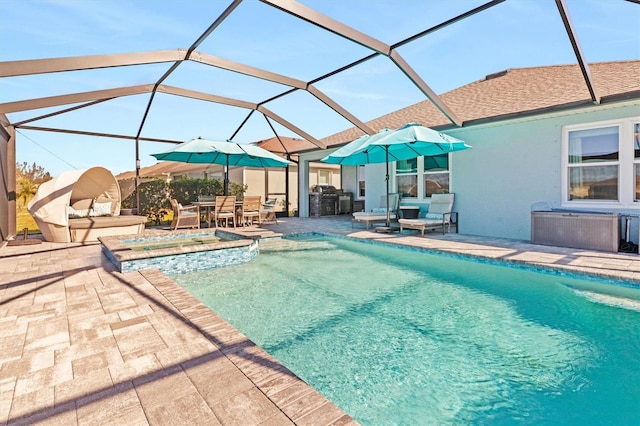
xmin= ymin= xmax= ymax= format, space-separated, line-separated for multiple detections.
xmin=318 ymin=60 xmax=640 ymax=150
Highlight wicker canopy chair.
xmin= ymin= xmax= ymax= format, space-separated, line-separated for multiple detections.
xmin=27 ymin=166 xmax=146 ymax=242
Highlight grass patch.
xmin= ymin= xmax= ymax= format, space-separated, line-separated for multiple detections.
xmin=17 ymin=207 xmax=40 ymax=234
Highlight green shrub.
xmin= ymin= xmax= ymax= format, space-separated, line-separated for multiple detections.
xmin=169 ymin=178 xmax=245 ymax=203
xmin=137 ymin=180 xmax=170 ymax=225
xmin=120 ymin=177 xmax=246 ymax=226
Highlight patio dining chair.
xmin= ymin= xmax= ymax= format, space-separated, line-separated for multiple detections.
xmin=241 ymin=195 xmax=262 ymax=226
xmin=197 ymin=195 xmax=217 ymax=226
xmin=214 ymin=195 xmax=236 ymax=228
xmin=260 ymin=199 xmax=278 ymax=224
xmin=169 ymin=198 xmax=200 ymax=230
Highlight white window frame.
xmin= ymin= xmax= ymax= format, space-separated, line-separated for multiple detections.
xmin=561 ymin=117 xmax=639 ymax=209
xmin=395 ymin=158 xmax=419 ymax=198
xmin=423 ymin=154 xmax=450 ymax=198
xmin=317 ymin=169 xmax=331 ymax=185
xmin=356 ymin=165 xmax=366 ymax=199
xmin=394 ymin=154 xmax=451 ymax=201
xmin=634 ymin=122 xmax=640 ymax=202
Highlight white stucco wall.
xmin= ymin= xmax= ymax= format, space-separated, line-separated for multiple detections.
xmin=448 ymin=119 xmax=561 ymax=239
xmin=340 ymin=166 xmax=358 ymax=194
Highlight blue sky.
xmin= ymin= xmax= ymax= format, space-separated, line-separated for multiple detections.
xmin=1 ymin=0 xmax=639 ymax=177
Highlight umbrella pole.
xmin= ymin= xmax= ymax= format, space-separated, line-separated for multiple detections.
xmin=385 ymin=146 xmax=390 ymax=228
xmin=224 ymin=156 xmax=229 ymax=196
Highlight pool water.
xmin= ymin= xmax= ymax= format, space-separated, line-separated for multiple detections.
xmin=174 ymin=236 xmax=640 ymax=425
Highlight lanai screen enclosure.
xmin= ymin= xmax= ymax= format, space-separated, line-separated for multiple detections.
xmin=1 ymin=0 xmax=638 ymax=238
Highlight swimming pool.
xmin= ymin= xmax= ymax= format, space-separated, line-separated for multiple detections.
xmin=173 ymin=236 xmax=640 ymax=425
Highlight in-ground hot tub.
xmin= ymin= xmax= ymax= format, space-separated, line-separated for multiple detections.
xmin=100 ymin=229 xmax=259 ymax=274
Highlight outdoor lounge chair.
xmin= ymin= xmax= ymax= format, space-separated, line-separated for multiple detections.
xmin=241 ymin=195 xmax=262 ymax=226
xmin=352 ymin=193 xmax=400 ymax=229
xmin=398 ymin=193 xmax=457 ymax=236
xmin=214 ymin=195 xmax=236 ymax=228
xmin=170 ymin=198 xmax=200 ymax=230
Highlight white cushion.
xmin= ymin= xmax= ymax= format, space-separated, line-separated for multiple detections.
xmin=399 ymin=218 xmax=445 ymax=226
xmin=371 ymin=207 xmax=389 ymax=213
xmin=399 ymin=218 xmax=426 ymax=224
xmin=68 ymin=205 xmax=90 ymax=218
xmin=90 ymin=202 xmax=113 ymax=217
xmin=425 ymin=213 xmax=444 ymax=220
xmin=353 ymin=212 xmax=397 ymax=220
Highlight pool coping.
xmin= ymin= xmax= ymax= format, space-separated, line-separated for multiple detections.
xmin=99 ymin=228 xmax=259 ymax=263
xmin=99 ymin=228 xmax=265 ymax=274
xmin=303 ymin=232 xmax=640 ymax=287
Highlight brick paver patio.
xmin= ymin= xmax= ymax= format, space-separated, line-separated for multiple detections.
xmin=1 ymin=216 xmax=638 ymax=424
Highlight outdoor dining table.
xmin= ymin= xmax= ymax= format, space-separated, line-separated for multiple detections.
xmin=191 ymin=200 xmax=244 ymax=228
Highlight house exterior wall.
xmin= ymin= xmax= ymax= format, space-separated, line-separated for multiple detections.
xmin=298 ymin=153 xmax=328 ymax=217
xmin=228 ymin=168 xmax=244 ymax=189
xmin=448 ymin=116 xmax=563 ymax=240
xmin=302 ymin=101 xmax=639 ymax=244
xmin=340 ymin=166 xmax=358 ymax=194
xmin=446 ymin=101 xmax=640 ymax=241
xmin=287 ymin=166 xmax=299 ymax=215
xmin=244 ymin=166 xmax=300 ymax=215
xmin=307 ymin=162 xmax=341 ymax=188
xmin=244 ymin=168 xmax=265 ymax=197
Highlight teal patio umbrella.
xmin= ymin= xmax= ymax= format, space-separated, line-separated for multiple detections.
xmin=321 ymin=123 xmax=471 ymax=228
xmin=151 ymin=137 xmax=291 ymax=195
xmin=320 ymin=128 xmax=392 ymax=165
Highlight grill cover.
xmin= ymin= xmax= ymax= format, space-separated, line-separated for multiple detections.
xmin=311 ymin=184 xmax=337 ymax=194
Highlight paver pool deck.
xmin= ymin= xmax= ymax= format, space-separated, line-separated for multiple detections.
xmin=1 ymin=216 xmax=639 ymax=425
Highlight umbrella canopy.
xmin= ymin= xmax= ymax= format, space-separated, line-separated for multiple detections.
xmin=321 ymin=123 xmax=471 ymax=228
xmin=151 ymin=137 xmax=291 ymax=194
xmin=320 ymin=128 xmax=392 ymax=165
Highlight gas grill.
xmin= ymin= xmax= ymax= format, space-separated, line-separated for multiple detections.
xmin=309 ymin=185 xmax=352 ymax=216
xmin=309 ymin=185 xmax=338 ymax=216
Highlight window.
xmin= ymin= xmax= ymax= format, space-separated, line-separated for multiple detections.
xmin=318 ymin=170 xmax=331 ymax=185
xmin=357 ymin=165 xmax=366 ymax=198
xmin=568 ymin=126 xmax=619 ymax=201
xmin=424 ymin=154 xmax=450 ymax=197
xmin=563 ymin=118 xmax=639 ymax=207
xmin=396 ymin=158 xmax=418 ymax=197
xmin=395 ymin=154 xmax=450 ymax=199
